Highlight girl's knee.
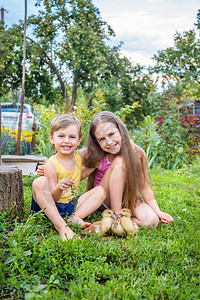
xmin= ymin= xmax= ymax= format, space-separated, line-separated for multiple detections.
xmin=111 ymin=156 xmax=125 ymax=173
xmin=96 ymin=185 xmax=106 ymax=200
xmin=113 ymin=156 xmax=124 ymax=166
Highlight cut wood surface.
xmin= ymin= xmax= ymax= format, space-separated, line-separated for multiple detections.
xmin=0 ymin=166 xmax=24 ymax=212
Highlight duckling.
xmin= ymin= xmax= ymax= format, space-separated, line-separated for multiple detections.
xmin=111 ymin=216 xmax=125 ymax=236
xmin=119 ymin=208 xmax=139 ymax=236
xmin=82 ymin=209 xmax=115 ymax=236
xmin=81 ymin=221 xmax=103 ymax=235
xmin=101 ymin=209 xmax=116 ymax=234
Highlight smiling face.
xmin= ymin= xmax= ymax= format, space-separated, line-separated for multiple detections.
xmin=94 ymin=122 xmax=122 ymax=155
xmin=49 ymin=124 xmax=82 ymax=156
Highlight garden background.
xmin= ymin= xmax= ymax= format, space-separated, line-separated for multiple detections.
xmin=0 ymin=0 xmax=200 ymax=299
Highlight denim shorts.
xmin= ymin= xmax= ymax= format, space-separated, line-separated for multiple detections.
xmin=30 ymin=195 xmax=78 ymax=218
xmin=97 ymin=202 xmax=108 ymax=212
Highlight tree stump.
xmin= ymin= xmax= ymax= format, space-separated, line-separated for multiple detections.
xmin=0 ymin=167 xmax=24 ymax=213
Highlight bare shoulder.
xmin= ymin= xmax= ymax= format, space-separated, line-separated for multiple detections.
xmin=136 ymin=145 xmax=146 ymax=158
xmin=130 ymin=140 xmax=146 ymax=158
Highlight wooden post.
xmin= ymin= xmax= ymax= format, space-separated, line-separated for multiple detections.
xmin=0 ymin=167 xmax=24 ymax=213
xmin=16 ymin=0 xmax=27 ymax=155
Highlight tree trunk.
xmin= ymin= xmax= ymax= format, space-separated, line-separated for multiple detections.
xmin=70 ymin=74 xmax=78 ymax=111
xmin=87 ymin=95 xmax=95 ymax=107
xmin=0 ymin=167 xmax=24 ymax=213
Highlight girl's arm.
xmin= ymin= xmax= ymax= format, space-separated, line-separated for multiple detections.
xmin=44 ymin=160 xmax=74 ymax=202
xmin=137 ymin=146 xmax=173 ymax=224
xmin=81 ymin=166 xmax=96 ymax=180
xmin=77 ymin=147 xmax=96 ymax=180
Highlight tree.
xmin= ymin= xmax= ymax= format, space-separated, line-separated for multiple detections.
xmin=0 ymin=23 xmax=56 ymax=102
xmin=97 ymin=46 xmax=153 ymax=126
xmin=26 ymin=0 xmax=114 ymax=110
xmin=0 ymin=24 xmax=24 ymax=97
xmin=0 ymin=0 xmax=152 ymax=118
xmin=195 ymin=9 xmax=200 ymax=29
xmin=0 ymin=0 xmax=114 ymax=109
xmin=152 ymin=29 xmax=200 ymax=85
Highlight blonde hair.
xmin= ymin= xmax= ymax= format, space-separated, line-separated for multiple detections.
xmin=50 ymin=114 xmax=82 ymax=137
xmin=85 ymin=111 xmax=140 ymax=213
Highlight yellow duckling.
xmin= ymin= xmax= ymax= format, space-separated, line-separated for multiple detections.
xmin=118 ymin=208 xmax=139 ymax=236
xmin=82 ymin=209 xmax=115 ymax=236
xmin=111 ymin=216 xmax=125 ymax=236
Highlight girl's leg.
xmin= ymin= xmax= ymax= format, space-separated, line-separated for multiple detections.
xmin=68 ymin=186 xmax=106 ymax=228
xmin=97 ymin=157 xmax=159 ymax=227
xmin=100 ymin=156 xmax=125 ymax=213
xmin=132 ymin=200 xmax=159 ymax=227
xmin=32 ymin=177 xmax=75 ymax=240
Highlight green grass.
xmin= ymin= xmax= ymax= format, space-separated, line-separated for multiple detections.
xmin=0 ymin=159 xmax=200 ymax=299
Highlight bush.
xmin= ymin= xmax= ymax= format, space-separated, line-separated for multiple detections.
xmin=156 ymin=113 xmax=190 ymax=169
xmin=131 ymin=114 xmax=191 ymax=169
xmin=33 ymin=104 xmax=57 ymax=157
xmin=179 ymin=107 xmax=200 ymax=161
xmin=130 ymin=116 xmax=160 ymax=168
xmin=1 ymin=128 xmax=33 ymax=155
xmin=137 ymin=89 xmax=200 ymax=169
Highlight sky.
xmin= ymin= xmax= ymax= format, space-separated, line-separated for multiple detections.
xmin=1 ymin=0 xmax=199 ymax=66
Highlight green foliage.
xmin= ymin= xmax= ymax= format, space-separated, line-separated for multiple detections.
xmin=72 ymin=89 xmax=106 ymax=144
xmin=1 ymin=128 xmax=32 ymax=155
xmin=0 ymin=0 xmax=153 ymax=117
xmin=115 ymin=101 xmax=141 ymax=125
xmin=26 ymin=0 xmax=115 ymax=108
xmin=33 ymin=91 xmax=106 ymax=157
xmin=156 ymin=114 xmax=189 ymax=169
xmin=0 ymin=0 xmax=116 ymax=107
xmin=152 ymin=29 xmax=200 ymax=98
xmin=140 ymin=89 xmax=200 ymax=169
xmin=0 ymin=160 xmax=200 ymax=299
xmin=0 ymin=24 xmax=24 ymax=97
xmin=131 ymin=113 xmax=192 ymax=169
xmin=195 ymin=9 xmax=200 ymax=29
xmin=131 ymin=116 xmax=160 ymax=168
xmin=98 ymin=49 xmax=154 ymax=125
xmin=34 ymin=104 xmax=57 ymax=157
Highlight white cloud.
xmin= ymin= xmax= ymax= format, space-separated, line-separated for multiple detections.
xmin=2 ymin=0 xmax=199 ymax=66
xmin=93 ymin=0 xmax=199 ymax=65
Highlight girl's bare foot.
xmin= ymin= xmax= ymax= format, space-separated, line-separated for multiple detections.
xmin=68 ymin=216 xmax=91 ymax=229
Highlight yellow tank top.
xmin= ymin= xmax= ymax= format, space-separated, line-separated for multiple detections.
xmin=49 ymin=152 xmax=82 ymax=203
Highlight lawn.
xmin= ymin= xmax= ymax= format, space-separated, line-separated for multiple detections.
xmin=0 ymin=158 xmax=200 ymax=299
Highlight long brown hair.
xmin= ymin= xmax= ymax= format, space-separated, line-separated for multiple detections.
xmin=84 ymin=111 xmax=139 ymax=212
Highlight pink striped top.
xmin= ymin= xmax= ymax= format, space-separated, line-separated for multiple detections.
xmin=95 ymin=155 xmax=111 ymax=186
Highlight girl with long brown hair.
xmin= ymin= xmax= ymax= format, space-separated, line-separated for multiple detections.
xmin=84 ymin=111 xmax=173 ymax=227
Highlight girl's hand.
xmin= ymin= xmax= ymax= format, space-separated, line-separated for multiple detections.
xmin=58 ymin=178 xmax=75 ymax=191
xmin=37 ymin=165 xmax=44 ymax=176
xmin=159 ymin=212 xmax=174 ymax=224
